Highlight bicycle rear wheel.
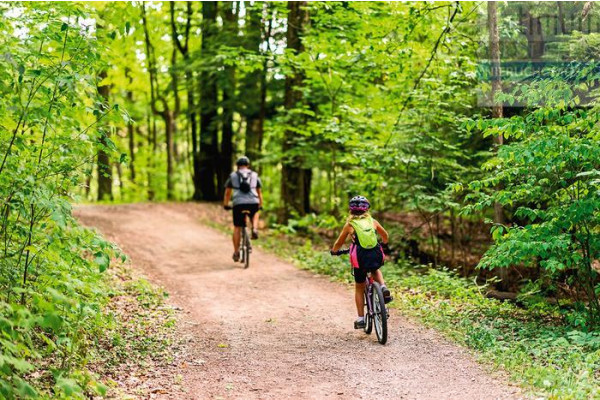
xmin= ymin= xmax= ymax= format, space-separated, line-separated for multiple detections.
xmin=243 ymin=228 xmax=250 ymax=269
xmin=239 ymin=229 xmax=246 ymax=264
xmin=372 ymin=282 xmax=388 ymax=344
xmin=364 ymin=290 xmax=373 ymax=334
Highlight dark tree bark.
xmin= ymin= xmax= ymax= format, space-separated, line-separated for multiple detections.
xmin=142 ymin=3 xmax=176 ymax=200
xmin=488 ymin=1 xmax=509 ymax=290
xmin=171 ymin=2 xmax=201 ymax=200
xmin=281 ymin=1 xmax=311 ymax=221
xmin=219 ymin=1 xmax=236 ymax=192
xmin=97 ymin=70 xmax=113 ymax=201
xmin=199 ymin=1 xmax=220 ymax=201
xmin=147 ymin=112 xmax=156 ymax=201
xmin=241 ymin=2 xmax=264 ymax=162
xmin=125 ymin=68 xmax=136 ymax=183
xmin=257 ymin=12 xmax=274 ymax=159
xmin=520 ymin=9 xmax=545 ymax=64
xmin=557 ymin=2 xmax=566 ymax=34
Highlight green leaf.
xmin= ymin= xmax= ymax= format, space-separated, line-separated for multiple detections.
xmin=94 ymin=252 xmax=110 ymax=272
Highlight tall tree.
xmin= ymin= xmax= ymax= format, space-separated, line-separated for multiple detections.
xmin=141 ymin=3 xmax=176 ymax=200
xmin=199 ymin=1 xmax=220 ymax=201
xmin=97 ymin=70 xmax=113 ymax=201
xmin=171 ymin=2 xmax=201 ymax=200
xmin=488 ymin=1 xmax=508 ymax=290
xmin=125 ymin=68 xmax=136 ymax=183
xmin=219 ymin=1 xmax=236 ymax=190
xmin=520 ymin=8 xmax=545 ymax=65
xmin=281 ymin=1 xmax=311 ymax=220
xmin=241 ymin=3 xmax=264 ymax=162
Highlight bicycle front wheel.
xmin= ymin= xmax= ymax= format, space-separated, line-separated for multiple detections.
xmin=372 ymin=282 xmax=388 ymax=344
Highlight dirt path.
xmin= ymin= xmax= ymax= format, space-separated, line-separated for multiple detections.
xmin=75 ymin=203 xmax=521 ymax=400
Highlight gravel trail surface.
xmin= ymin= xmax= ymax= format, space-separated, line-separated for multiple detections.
xmin=76 ymin=203 xmax=521 ymax=400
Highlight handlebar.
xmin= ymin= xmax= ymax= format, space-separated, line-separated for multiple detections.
xmin=330 ymin=249 xmax=350 ymax=256
xmin=223 ymin=205 xmax=263 ymax=211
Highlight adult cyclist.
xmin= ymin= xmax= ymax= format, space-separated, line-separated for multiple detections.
xmin=223 ymin=156 xmax=263 ymax=262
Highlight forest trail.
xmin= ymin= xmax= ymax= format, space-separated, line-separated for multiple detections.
xmin=75 ymin=203 xmax=521 ymax=400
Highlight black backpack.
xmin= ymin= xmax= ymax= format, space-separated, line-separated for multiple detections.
xmin=236 ymin=171 xmax=252 ymax=193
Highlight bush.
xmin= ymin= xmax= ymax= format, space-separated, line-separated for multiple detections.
xmin=464 ymin=65 xmax=600 ymax=326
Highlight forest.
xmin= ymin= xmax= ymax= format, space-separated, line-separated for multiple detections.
xmin=2 ymin=1 xmax=600 ymax=398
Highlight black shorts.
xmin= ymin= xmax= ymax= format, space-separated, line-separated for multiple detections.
xmin=353 ymin=266 xmax=380 ymax=283
xmin=233 ymin=204 xmax=259 ymax=227
xmin=352 ymin=244 xmax=384 ymax=283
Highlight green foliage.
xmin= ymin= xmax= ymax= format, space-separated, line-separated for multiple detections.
xmin=464 ymin=64 xmax=600 ymax=326
xmin=0 ymin=3 xmax=142 ymax=398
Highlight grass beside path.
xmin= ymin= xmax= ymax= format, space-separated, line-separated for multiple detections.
xmin=200 ymin=206 xmax=600 ymax=400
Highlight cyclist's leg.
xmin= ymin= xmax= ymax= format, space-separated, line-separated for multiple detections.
xmin=232 ymin=205 xmax=246 ymax=258
xmin=372 ymin=268 xmax=393 ymax=302
xmin=354 ymin=268 xmax=367 ymax=317
xmin=242 ymin=204 xmax=259 ymax=239
xmin=252 ymin=208 xmax=259 ymax=230
xmin=372 ymin=269 xmax=386 ymax=286
xmin=233 ymin=227 xmax=241 ymax=252
xmin=355 ymin=282 xmax=366 ymax=317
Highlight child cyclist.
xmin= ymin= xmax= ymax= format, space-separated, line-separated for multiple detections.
xmin=330 ymin=195 xmax=392 ymax=329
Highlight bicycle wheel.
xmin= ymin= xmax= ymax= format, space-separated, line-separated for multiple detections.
xmin=364 ymin=289 xmax=373 ymax=334
xmin=240 ymin=229 xmax=246 ymax=264
xmin=243 ymin=228 xmax=250 ymax=269
xmin=372 ymin=282 xmax=388 ymax=345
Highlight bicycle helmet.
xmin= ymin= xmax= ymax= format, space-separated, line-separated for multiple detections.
xmin=349 ymin=195 xmax=370 ymax=214
xmin=236 ymin=156 xmax=250 ymax=167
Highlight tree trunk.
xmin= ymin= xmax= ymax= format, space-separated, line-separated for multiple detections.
xmin=164 ymin=110 xmax=175 ymax=200
xmin=166 ymin=47 xmax=179 ymax=200
xmin=97 ymin=70 xmax=113 ymax=201
xmin=199 ymin=1 xmax=219 ymax=201
xmin=127 ymin=122 xmax=135 ymax=183
xmin=147 ymin=112 xmax=156 ymax=201
xmin=520 ymin=9 xmax=545 ymax=66
xmin=242 ymin=2 xmax=264 ymax=162
xmin=488 ymin=1 xmax=509 ymax=290
xmin=171 ymin=2 xmax=201 ymax=201
xmin=219 ymin=1 xmax=236 ymax=192
xmin=281 ymin=1 xmax=311 ymax=221
xmin=557 ymin=2 xmax=566 ymax=34
xmin=142 ymin=3 xmax=176 ymax=200
xmin=126 ymin=75 xmax=136 ymax=183
xmin=257 ymin=10 xmax=274 ymax=159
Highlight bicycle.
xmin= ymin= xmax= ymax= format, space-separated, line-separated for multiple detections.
xmin=225 ymin=206 xmax=252 ymax=269
xmin=239 ymin=210 xmax=252 ymax=269
xmin=332 ymin=248 xmax=388 ymax=345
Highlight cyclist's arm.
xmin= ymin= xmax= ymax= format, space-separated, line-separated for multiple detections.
xmin=332 ymin=223 xmax=352 ymax=251
xmin=374 ymin=219 xmax=389 ymax=244
xmin=256 ymin=188 xmax=263 ymax=208
xmin=223 ymin=187 xmax=232 ymax=207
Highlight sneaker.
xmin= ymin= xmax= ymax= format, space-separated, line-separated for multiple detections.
xmin=232 ymin=251 xmax=240 ymax=262
xmin=354 ymin=318 xmax=366 ymax=329
xmin=382 ymin=286 xmax=393 ymax=304
xmin=251 ymin=229 xmax=259 ymax=240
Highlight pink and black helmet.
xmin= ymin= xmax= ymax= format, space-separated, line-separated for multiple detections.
xmin=349 ymin=195 xmax=370 ymax=213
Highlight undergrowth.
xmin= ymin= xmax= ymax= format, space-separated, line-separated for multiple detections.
xmin=0 ymin=221 xmax=176 ymax=399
